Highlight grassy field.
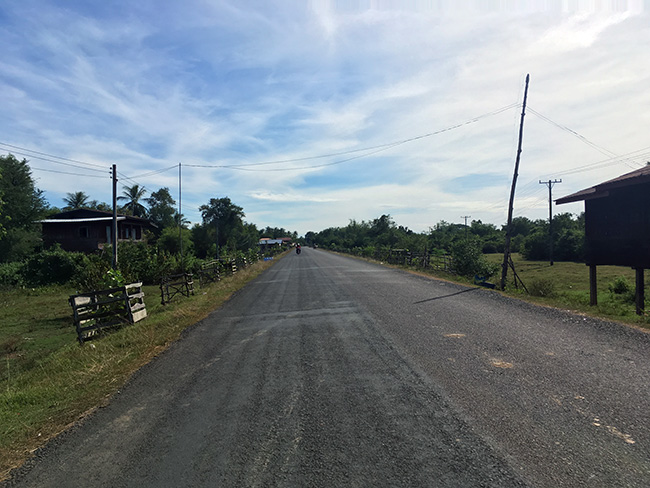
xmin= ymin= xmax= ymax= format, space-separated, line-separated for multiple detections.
xmin=0 ymin=256 xmax=280 ymax=479
xmin=486 ymin=253 xmax=648 ymax=326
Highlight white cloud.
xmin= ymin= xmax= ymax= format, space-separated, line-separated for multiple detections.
xmin=1 ymin=1 xmax=648 ymax=233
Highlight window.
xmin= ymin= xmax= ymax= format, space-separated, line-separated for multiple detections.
xmin=79 ymin=226 xmax=89 ymax=238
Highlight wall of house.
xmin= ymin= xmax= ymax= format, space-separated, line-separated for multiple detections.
xmin=585 ymin=184 xmax=650 ymax=267
xmin=43 ymin=221 xmax=145 ymax=253
xmin=42 ymin=222 xmax=109 ymax=252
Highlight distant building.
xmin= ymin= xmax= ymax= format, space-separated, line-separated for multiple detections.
xmin=258 ymin=236 xmax=292 ymax=252
xmin=39 ymin=209 xmax=156 ymax=253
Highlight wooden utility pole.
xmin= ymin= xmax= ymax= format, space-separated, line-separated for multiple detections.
xmin=539 ymin=179 xmax=562 ymax=265
xmin=111 ymin=164 xmax=118 ymax=270
xmin=178 ymin=162 xmax=183 ymax=270
xmin=461 ymin=216 xmax=471 ymax=240
xmin=501 ymin=74 xmax=530 ymax=291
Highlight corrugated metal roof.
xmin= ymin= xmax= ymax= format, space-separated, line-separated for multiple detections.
xmin=556 ymin=165 xmax=650 ymax=204
xmin=39 ymin=217 xmax=126 ymax=223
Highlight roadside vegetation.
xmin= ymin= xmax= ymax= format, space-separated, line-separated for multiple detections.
xmin=0 ymin=257 xmax=281 ymax=478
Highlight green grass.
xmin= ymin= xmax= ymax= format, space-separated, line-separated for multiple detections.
xmin=0 ymin=256 xmax=281 ymax=479
xmin=485 ymin=254 xmax=648 ymax=325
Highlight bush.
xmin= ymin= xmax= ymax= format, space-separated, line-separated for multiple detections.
xmin=361 ymin=246 xmax=375 ymax=258
xmin=22 ymin=246 xmax=85 ymax=287
xmin=0 ymin=261 xmax=25 ymax=287
xmin=521 ymin=231 xmax=548 ymax=261
xmin=528 ymin=278 xmax=556 ymax=298
xmin=451 ymin=238 xmax=499 ymax=279
xmin=72 ymin=252 xmax=112 ymax=292
xmin=608 ymin=276 xmax=631 ymax=295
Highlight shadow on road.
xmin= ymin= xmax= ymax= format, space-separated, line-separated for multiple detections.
xmin=413 ymin=287 xmax=479 ymax=304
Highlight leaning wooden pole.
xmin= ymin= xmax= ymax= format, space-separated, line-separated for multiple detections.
xmin=500 ymin=74 xmax=530 ymax=290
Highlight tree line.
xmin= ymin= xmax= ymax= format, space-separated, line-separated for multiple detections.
xmin=305 ymin=213 xmax=585 ymax=263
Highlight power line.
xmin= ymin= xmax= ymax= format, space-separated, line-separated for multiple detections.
xmin=527 ymin=108 xmax=617 ymax=158
xmin=0 ymin=142 xmax=108 ymax=170
xmin=125 ymin=164 xmax=179 ymax=180
xmin=0 ymin=148 xmax=109 ymax=174
xmin=550 ymin=146 xmax=650 ymax=177
xmin=184 ymin=102 xmax=520 ymax=171
xmin=29 ymin=166 xmax=108 ymax=178
xmin=528 ymin=108 xmax=644 ymax=170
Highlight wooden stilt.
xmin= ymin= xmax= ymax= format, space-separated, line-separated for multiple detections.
xmin=589 ymin=265 xmax=597 ymax=306
xmin=635 ymin=268 xmax=645 ymax=315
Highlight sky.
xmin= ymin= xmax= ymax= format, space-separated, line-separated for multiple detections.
xmin=1 ymin=0 xmax=649 ymax=236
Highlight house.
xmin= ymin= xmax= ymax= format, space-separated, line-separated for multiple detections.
xmin=556 ymin=165 xmax=650 ymax=313
xmin=258 ymin=236 xmax=292 ymax=252
xmin=39 ymin=209 xmax=156 ymax=253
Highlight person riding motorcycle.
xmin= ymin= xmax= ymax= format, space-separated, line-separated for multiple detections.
xmin=296 ymin=244 xmax=301 ymax=255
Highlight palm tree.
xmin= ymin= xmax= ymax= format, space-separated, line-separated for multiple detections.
xmin=117 ymin=184 xmax=147 ymax=217
xmin=63 ymin=191 xmax=90 ymax=210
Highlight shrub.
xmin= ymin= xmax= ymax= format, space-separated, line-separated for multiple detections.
xmin=528 ymin=278 xmax=556 ymax=297
xmin=607 ymin=276 xmax=635 ymax=304
xmin=361 ymin=246 xmax=375 ymax=258
xmin=72 ymin=252 xmax=112 ymax=292
xmin=521 ymin=231 xmax=548 ymax=261
xmin=22 ymin=246 xmax=85 ymax=286
xmin=450 ymin=238 xmax=499 ymax=279
xmin=0 ymin=261 xmax=25 ymax=287
xmin=608 ymin=276 xmax=631 ymax=295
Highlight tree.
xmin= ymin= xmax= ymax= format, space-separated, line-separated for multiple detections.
xmin=63 ymin=191 xmax=90 ymax=210
xmin=118 ymin=184 xmax=147 ymax=217
xmin=198 ymin=197 xmax=245 ymax=252
xmin=87 ymin=200 xmax=112 ymax=212
xmin=145 ymin=187 xmax=176 ymax=231
xmin=0 ymin=154 xmax=49 ymax=262
xmin=157 ymin=226 xmax=193 ymax=255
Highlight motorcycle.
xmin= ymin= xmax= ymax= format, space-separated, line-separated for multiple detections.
xmin=296 ymin=246 xmax=301 ymax=255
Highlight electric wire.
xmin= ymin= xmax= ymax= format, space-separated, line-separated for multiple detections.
xmin=125 ymin=164 xmax=179 ymax=180
xmin=0 ymin=142 xmax=108 ymax=171
xmin=29 ymin=166 xmax=108 ymax=178
xmin=184 ymin=103 xmax=520 ymax=171
xmin=550 ymin=147 xmax=650 ymax=177
xmin=0 ymin=148 xmax=110 ymax=174
xmin=528 ymin=108 xmax=645 ymax=171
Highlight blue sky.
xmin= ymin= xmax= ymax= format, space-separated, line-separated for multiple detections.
xmin=2 ymin=0 xmax=649 ymax=235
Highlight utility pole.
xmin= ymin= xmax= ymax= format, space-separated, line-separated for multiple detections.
xmin=111 ymin=164 xmax=118 ymax=270
xmin=461 ymin=216 xmax=471 ymax=240
xmin=539 ymin=179 xmax=562 ymax=265
xmin=501 ymin=74 xmax=530 ymax=291
xmin=216 ymin=217 xmax=220 ymax=260
xmin=178 ymin=162 xmax=183 ymax=270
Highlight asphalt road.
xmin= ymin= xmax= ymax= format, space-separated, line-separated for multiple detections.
xmin=5 ymin=249 xmax=650 ymax=487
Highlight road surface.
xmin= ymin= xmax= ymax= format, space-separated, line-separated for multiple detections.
xmin=5 ymin=249 xmax=650 ymax=487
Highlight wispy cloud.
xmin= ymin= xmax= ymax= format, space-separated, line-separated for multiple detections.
xmin=1 ymin=0 xmax=648 ymax=233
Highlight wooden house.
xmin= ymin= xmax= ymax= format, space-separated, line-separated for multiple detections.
xmin=556 ymin=165 xmax=650 ymax=313
xmin=39 ymin=209 xmax=156 ymax=253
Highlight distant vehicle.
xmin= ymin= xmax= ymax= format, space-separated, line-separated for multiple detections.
xmin=296 ymin=244 xmax=301 ymax=255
